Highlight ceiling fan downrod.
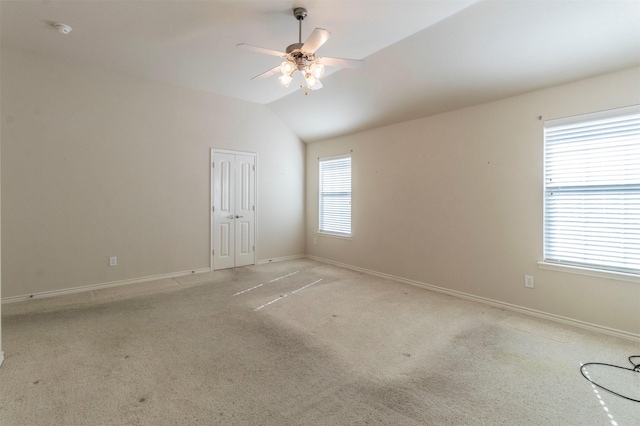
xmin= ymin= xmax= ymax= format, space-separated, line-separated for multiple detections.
xmin=293 ymin=7 xmax=308 ymax=44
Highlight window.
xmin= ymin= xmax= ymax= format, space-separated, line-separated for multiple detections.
xmin=543 ymin=105 xmax=640 ymax=276
xmin=319 ymin=155 xmax=352 ymax=236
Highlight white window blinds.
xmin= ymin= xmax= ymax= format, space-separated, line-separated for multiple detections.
xmin=543 ymin=105 xmax=640 ymax=276
xmin=319 ymin=155 xmax=352 ymax=236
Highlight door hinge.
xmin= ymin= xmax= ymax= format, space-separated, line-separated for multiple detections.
xmin=252 ymin=206 xmax=255 ymax=211
xmin=253 ymin=245 xmax=255 ymax=252
xmin=212 ymin=206 xmax=215 ymax=212
xmin=212 ymin=162 xmax=215 ymax=168
xmin=212 ymin=249 xmax=215 ymax=255
xmin=252 ymin=165 xmax=255 ymax=171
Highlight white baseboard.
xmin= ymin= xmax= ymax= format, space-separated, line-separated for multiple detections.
xmin=1 ymin=267 xmax=211 ymax=304
xmin=306 ymin=255 xmax=640 ymax=343
xmin=257 ymin=254 xmax=306 ymax=265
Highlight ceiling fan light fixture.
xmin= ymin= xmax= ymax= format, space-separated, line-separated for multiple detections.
xmin=310 ymin=62 xmax=325 ymax=79
xmin=304 ymin=73 xmax=318 ymax=89
xmin=280 ymin=61 xmax=296 ymax=75
xmin=278 ymin=73 xmax=293 ymax=87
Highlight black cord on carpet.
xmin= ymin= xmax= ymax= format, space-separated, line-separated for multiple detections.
xmin=579 ymin=355 xmax=640 ymax=403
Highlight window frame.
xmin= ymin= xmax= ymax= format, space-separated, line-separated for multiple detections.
xmin=318 ymin=154 xmax=352 ymax=238
xmin=541 ymin=105 xmax=640 ymax=280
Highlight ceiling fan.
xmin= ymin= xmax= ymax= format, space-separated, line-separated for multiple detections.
xmin=237 ymin=7 xmax=364 ymax=92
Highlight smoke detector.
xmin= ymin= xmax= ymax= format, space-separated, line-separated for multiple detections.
xmin=53 ymin=23 xmax=72 ymax=35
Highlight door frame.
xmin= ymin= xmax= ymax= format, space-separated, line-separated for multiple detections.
xmin=210 ymin=149 xmax=258 ymax=271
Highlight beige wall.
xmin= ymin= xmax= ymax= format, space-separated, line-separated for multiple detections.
xmin=1 ymin=46 xmax=305 ymax=299
xmin=2 ymin=43 xmax=638 ymax=343
xmin=0 ymin=0 xmax=3 ymax=363
xmin=306 ymin=67 xmax=640 ymax=337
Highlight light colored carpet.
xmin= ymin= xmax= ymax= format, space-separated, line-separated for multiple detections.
xmin=1 ymin=258 xmax=638 ymax=425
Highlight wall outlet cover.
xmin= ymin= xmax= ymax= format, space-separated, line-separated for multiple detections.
xmin=525 ymin=275 xmax=534 ymax=288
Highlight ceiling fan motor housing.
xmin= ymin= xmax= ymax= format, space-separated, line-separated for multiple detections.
xmin=286 ymin=43 xmax=304 ymax=54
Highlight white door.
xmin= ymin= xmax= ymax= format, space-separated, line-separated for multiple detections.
xmin=212 ymin=151 xmax=256 ymax=270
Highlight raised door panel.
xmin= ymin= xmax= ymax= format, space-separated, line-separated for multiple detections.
xmin=213 ymin=153 xmax=235 ymax=270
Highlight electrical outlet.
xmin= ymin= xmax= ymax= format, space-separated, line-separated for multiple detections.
xmin=524 ymin=275 xmax=534 ymax=288
xmin=109 ymin=256 xmax=117 ymax=267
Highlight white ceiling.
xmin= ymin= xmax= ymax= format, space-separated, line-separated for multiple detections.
xmin=2 ymin=0 xmax=640 ymax=142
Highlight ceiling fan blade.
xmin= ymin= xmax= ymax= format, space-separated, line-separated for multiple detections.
xmin=237 ymin=43 xmax=286 ymax=58
xmin=251 ymin=66 xmax=281 ymax=80
xmin=302 ymin=28 xmax=331 ymax=54
xmin=318 ymin=56 xmax=365 ymax=69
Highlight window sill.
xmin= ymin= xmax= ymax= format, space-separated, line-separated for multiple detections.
xmin=538 ymin=262 xmax=640 ymax=284
xmin=317 ymin=231 xmax=352 ymax=240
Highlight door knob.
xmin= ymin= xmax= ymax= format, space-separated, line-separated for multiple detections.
xmin=236 ymin=215 xmax=244 ymax=219
xmin=227 ymin=215 xmax=234 ymax=219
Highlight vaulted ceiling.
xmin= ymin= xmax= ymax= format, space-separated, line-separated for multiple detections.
xmin=2 ymin=0 xmax=640 ymax=142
